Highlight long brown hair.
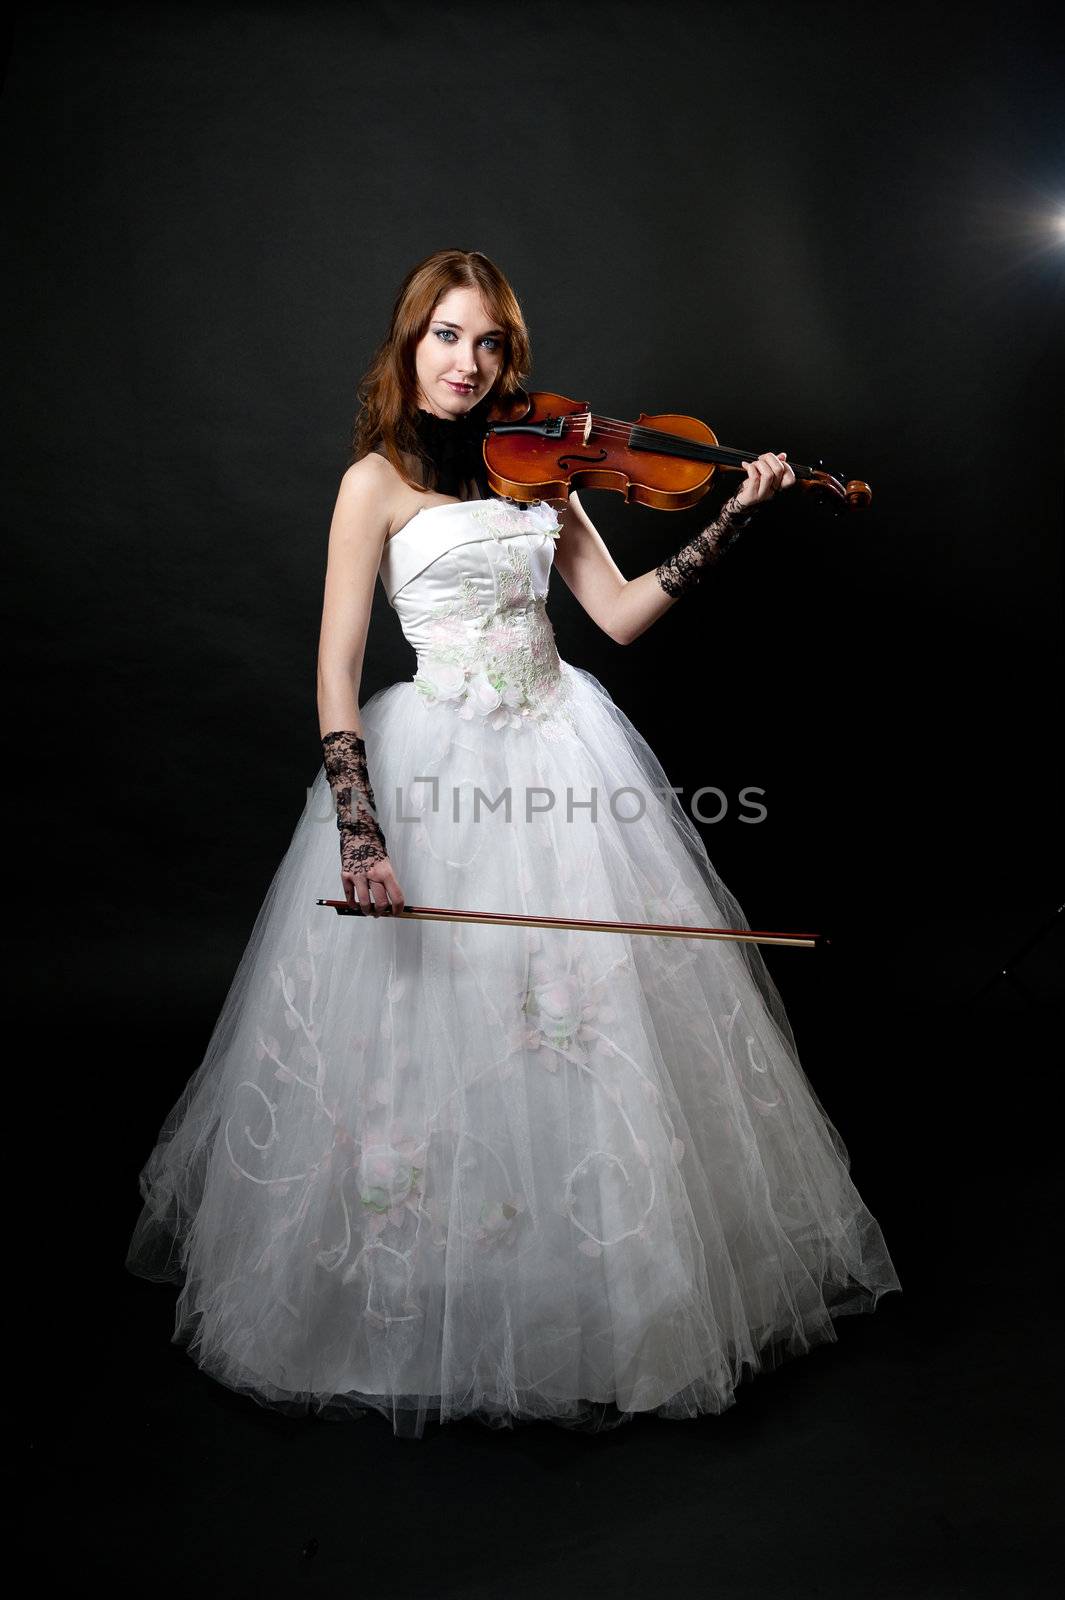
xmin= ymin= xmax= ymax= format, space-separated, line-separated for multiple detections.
xmin=347 ymin=248 xmax=531 ymax=488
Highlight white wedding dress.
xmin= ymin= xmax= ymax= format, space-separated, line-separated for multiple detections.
xmin=126 ymin=495 xmax=901 ymax=1437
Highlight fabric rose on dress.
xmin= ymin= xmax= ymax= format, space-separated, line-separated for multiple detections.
xmin=514 ymin=971 xmax=604 ymax=1069
xmin=414 ymin=658 xmax=467 ymax=707
xmin=357 ymin=1135 xmax=427 ymax=1236
xmin=459 ymin=669 xmax=503 ymax=720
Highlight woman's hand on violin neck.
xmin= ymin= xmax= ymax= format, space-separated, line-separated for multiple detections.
xmin=734 ymin=451 xmax=797 ymax=508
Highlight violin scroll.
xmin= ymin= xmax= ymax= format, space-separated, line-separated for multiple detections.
xmin=798 ymin=461 xmax=873 ymax=510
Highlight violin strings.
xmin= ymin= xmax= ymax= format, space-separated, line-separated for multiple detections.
xmin=569 ymin=412 xmax=714 ymax=438
xmin=561 ymin=414 xmax=755 ymax=464
xmin=495 ymin=408 xmax=716 ymax=445
xmin=554 ymin=412 xmax=752 ymax=459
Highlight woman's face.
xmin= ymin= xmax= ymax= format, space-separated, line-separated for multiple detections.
xmin=413 ymin=285 xmax=505 ymax=419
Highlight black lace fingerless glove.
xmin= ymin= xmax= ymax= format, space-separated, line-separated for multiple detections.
xmin=654 ymin=493 xmax=759 ymax=600
xmin=321 ymin=730 xmax=388 ymax=877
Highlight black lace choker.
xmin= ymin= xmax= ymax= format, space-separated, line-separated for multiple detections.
xmin=411 ymin=399 xmax=493 ymax=498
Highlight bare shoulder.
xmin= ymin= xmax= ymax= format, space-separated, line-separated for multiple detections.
xmin=337 ymin=450 xmax=400 ymax=508
xmin=332 ymin=452 xmax=406 ymax=544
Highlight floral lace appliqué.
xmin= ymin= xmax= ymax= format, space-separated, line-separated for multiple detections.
xmin=413 ymin=506 xmax=575 ymax=737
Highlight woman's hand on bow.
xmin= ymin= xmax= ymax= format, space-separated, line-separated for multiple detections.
xmin=341 ymin=844 xmax=406 ymax=917
xmin=734 ymin=451 xmax=797 ymax=508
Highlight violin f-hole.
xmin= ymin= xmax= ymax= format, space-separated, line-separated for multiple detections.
xmin=557 ymin=449 xmax=609 ymax=469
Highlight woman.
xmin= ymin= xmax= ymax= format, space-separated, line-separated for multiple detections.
xmin=127 ymin=248 xmax=901 ymax=1439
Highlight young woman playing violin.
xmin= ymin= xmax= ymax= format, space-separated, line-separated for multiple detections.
xmin=127 ymin=247 xmax=899 ymax=1438
xmin=320 ymin=253 xmax=796 ymax=919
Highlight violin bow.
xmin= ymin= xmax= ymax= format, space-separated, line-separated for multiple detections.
xmin=315 ymin=899 xmax=826 ymax=950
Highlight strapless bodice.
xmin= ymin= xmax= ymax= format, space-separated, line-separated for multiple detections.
xmin=377 ymin=498 xmax=574 ymax=736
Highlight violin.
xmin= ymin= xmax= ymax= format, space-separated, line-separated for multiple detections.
xmin=483 ymin=390 xmax=871 ymax=511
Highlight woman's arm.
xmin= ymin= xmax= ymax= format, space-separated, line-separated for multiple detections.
xmin=316 ymin=454 xmax=393 ymax=734
xmin=316 ymin=453 xmax=405 ymax=915
xmin=552 ymin=453 xmax=795 ymax=646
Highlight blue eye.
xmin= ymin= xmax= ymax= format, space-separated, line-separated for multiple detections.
xmin=433 ymin=328 xmax=501 ymax=350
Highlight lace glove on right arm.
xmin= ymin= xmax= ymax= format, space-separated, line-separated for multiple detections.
xmin=654 ymin=492 xmax=760 ymax=600
xmin=321 ymin=730 xmax=388 ymax=881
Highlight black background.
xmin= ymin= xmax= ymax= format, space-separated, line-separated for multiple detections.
xmin=7 ymin=2 xmax=1061 ymax=1595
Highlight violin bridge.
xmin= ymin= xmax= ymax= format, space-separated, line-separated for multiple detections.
xmin=582 ymin=414 xmax=592 ymax=446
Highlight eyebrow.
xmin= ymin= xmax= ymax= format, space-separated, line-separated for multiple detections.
xmin=433 ymin=318 xmax=505 ymax=337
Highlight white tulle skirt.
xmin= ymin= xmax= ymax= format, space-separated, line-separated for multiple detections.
xmin=126 ymin=660 xmax=901 ymax=1437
